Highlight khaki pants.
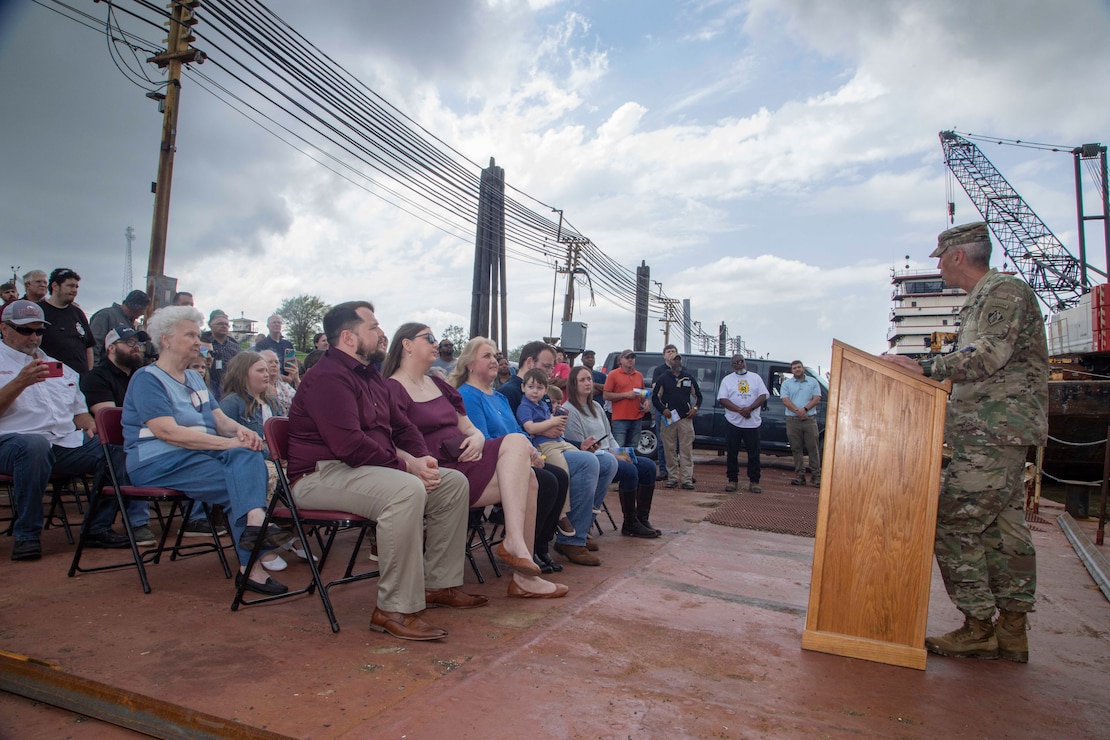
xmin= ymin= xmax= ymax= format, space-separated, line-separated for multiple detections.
xmin=660 ymin=417 xmax=694 ymax=485
xmin=785 ymin=416 xmax=821 ymax=480
xmin=292 ymin=461 xmax=469 ymax=614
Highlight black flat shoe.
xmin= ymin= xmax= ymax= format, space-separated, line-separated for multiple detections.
xmin=238 ymin=525 xmax=287 ymax=552
xmin=533 ymin=553 xmax=554 ymax=574
xmin=11 ymin=540 xmax=41 ymax=561
xmin=536 ymin=551 xmax=563 ymax=572
xmin=85 ymin=529 xmax=132 ymax=549
xmin=235 ymin=573 xmax=289 ymax=595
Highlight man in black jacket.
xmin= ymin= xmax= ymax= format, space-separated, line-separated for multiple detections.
xmin=651 ymin=353 xmax=702 ymax=490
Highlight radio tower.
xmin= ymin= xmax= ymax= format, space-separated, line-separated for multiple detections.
xmin=123 ymin=226 xmax=135 ymax=295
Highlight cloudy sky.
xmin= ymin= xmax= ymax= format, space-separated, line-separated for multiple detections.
xmin=2 ymin=0 xmax=1108 ymax=371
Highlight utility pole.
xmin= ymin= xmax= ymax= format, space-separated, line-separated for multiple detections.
xmin=145 ymin=0 xmax=205 ymax=313
xmin=123 ymin=226 xmax=135 ymax=296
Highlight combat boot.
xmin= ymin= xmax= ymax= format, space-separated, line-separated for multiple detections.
xmin=994 ymin=610 xmax=1029 ymax=663
xmin=924 ymin=616 xmax=999 ymax=659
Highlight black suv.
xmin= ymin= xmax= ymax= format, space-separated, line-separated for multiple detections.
xmin=600 ymin=351 xmax=829 ymax=460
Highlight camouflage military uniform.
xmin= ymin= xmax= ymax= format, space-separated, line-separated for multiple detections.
xmin=929 ymin=269 xmax=1048 ymax=619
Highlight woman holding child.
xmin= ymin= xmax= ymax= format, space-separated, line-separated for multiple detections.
xmin=384 ymin=325 xmax=568 ymax=597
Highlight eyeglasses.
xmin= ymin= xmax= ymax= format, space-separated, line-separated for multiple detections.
xmin=731 ymin=359 xmax=746 ymax=365
xmin=118 ymin=338 xmax=142 ymax=348
xmin=5 ymin=323 xmax=45 ymax=336
xmin=413 ymin=332 xmax=436 ymax=344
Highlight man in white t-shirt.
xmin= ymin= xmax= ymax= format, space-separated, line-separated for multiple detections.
xmin=716 ymin=355 xmax=769 ymax=493
xmin=0 ymin=301 xmax=128 ymax=561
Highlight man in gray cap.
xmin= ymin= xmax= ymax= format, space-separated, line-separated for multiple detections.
xmin=89 ymin=289 xmax=150 ymax=366
xmin=884 ymin=222 xmax=1047 ymax=663
xmin=0 ymin=301 xmax=129 ymax=560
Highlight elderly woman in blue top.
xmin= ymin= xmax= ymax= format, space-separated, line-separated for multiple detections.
xmin=122 ymin=306 xmax=288 ymax=596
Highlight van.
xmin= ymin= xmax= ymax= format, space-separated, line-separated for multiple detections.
xmin=600 ymin=351 xmax=829 ymax=460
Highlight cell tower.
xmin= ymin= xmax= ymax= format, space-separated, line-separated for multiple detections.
xmin=123 ymin=226 xmax=135 ymax=295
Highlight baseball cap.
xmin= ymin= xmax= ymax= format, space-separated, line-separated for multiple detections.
xmin=2 ymin=300 xmax=49 ymax=326
xmin=620 ymin=349 xmax=636 ymax=359
xmin=104 ymin=324 xmax=151 ymax=349
xmin=930 ymin=221 xmax=990 ymax=258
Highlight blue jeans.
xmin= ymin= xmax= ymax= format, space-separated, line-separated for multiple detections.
xmin=613 ymin=454 xmax=657 ymax=491
xmin=610 ymin=419 xmax=642 ymax=449
xmin=556 ymin=449 xmax=599 ymax=547
xmin=128 ymin=447 xmax=268 ymax=566
xmin=0 ymin=432 xmax=116 ymax=542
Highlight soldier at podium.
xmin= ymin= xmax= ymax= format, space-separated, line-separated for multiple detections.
xmin=884 ymin=221 xmax=1047 ymax=664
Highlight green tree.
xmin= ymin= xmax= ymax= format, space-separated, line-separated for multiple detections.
xmin=506 ymin=343 xmax=526 ymax=362
xmin=277 ymin=295 xmax=330 ymax=352
xmin=440 ymin=324 xmax=468 ymax=350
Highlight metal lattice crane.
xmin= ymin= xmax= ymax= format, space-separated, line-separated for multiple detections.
xmin=939 ymin=130 xmax=1086 ymax=311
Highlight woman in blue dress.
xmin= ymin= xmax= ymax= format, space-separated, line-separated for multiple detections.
xmin=122 ymin=307 xmax=287 ymax=596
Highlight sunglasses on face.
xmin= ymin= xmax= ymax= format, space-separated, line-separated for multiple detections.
xmin=413 ymin=332 xmax=437 ymax=344
xmin=6 ymin=324 xmax=45 ymax=336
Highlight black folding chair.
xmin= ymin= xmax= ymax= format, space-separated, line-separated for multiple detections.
xmin=68 ymin=407 xmax=231 ymax=594
xmin=465 ymin=506 xmax=502 ymax=583
xmin=231 ymin=417 xmax=378 ymax=633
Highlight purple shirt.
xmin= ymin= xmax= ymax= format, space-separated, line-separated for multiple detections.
xmin=287 ymin=349 xmax=428 ymax=482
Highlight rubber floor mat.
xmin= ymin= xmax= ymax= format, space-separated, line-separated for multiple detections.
xmin=705 ymin=487 xmax=819 ymax=538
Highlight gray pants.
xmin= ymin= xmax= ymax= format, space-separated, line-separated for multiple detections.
xmin=786 ymin=416 xmax=821 ymax=480
xmin=293 ymin=461 xmax=469 ymax=614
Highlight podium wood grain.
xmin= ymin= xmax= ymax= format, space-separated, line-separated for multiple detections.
xmin=802 ymin=340 xmax=950 ymax=670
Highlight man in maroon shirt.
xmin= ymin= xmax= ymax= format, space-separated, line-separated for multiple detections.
xmin=287 ymin=301 xmax=483 ymax=641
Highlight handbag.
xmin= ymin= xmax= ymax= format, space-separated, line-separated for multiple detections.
xmin=438 ymin=432 xmax=470 ymax=461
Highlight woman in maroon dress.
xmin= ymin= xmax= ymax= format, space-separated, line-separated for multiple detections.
xmin=384 ymin=323 xmax=567 ymax=598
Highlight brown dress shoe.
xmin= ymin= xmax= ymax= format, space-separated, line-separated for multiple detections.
xmin=585 ymin=537 xmax=599 ymax=552
xmin=370 ymin=608 xmax=447 ymax=641
xmin=424 ymin=587 xmax=490 ymax=609
xmin=507 ymin=578 xmax=569 ymax=599
xmin=553 ymin=542 xmax=601 ymax=566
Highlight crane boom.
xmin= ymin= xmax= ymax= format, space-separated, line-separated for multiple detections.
xmin=939 ymin=130 xmax=1085 ymax=311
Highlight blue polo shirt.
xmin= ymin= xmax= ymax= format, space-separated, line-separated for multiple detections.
xmin=780 ymin=374 xmax=821 ymax=417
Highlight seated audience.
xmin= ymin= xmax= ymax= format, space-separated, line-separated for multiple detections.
xmin=121 ymin=306 xmax=287 ymax=595
xmin=385 ymin=323 xmax=567 ymax=597
xmin=219 ymin=351 xmax=304 ymax=572
xmin=259 ymin=349 xmax=297 ymax=415
xmin=288 ymin=301 xmax=484 ymax=642
xmin=81 ymin=324 xmax=157 ymax=546
xmin=516 ymin=369 xmax=577 ymax=475
xmin=565 ymin=366 xmax=660 ymax=538
xmin=490 ymin=355 xmax=514 ymax=390
xmin=88 ymin=290 xmax=150 ymax=366
xmin=454 ymin=338 xmax=614 ymax=568
xmin=0 ymin=301 xmax=129 ymax=561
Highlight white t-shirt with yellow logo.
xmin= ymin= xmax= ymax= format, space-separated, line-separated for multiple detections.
xmin=717 ymin=371 xmax=768 ymax=429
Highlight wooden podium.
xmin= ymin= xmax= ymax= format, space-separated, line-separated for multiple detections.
xmin=801 ymin=340 xmax=951 ymax=670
